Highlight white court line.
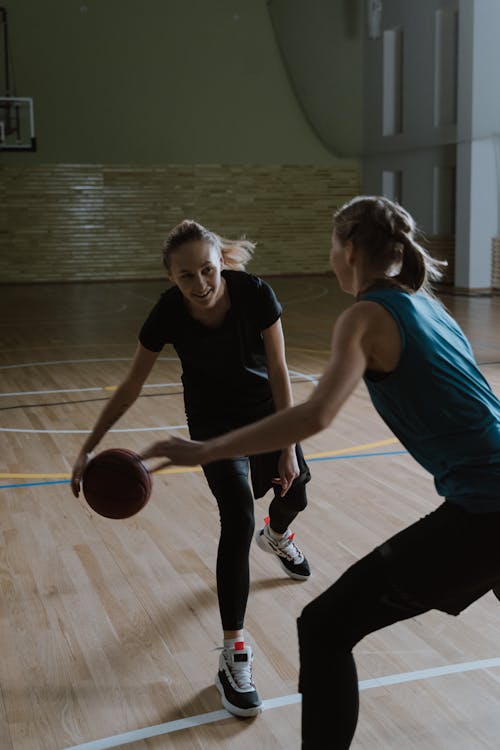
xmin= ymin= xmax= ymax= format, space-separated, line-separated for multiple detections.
xmin=0 ymin=384 xmax=183 ymax=397
xmin=60 ymin=657 xmax=500 ymax=750
xmin=0 ymin=371 xmax=313 ymax=404
xmin=0 ymin=357 xmax=177 ymax=370
xmin=289 ymin=369 xmax=319 ymax=387
xmin=0 ymin=425 xmax=189 ymax=434
xmin=0 ymin=387 xmax=103 ymax=397
xmin=0 ymin=378 xmax=307 ymax=398
xmin=0 ymin=377 xmax=306 ymax=398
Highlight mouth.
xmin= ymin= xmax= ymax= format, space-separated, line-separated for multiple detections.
xmin=192 ymin=289 xmax=212 ymax=299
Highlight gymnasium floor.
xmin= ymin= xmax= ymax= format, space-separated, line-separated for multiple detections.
xmin=1 ymin=277 xmax=500 ymax=749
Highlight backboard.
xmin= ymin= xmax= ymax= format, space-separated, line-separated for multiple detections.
xmin=0 ymin=96 xmax=36 ymax=151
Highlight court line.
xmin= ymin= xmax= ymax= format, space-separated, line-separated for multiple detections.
xmin=288 ymin=368 xmax=319 ymax=387
xmin=0 ymin=374 xmax=309 ymax=398
xmin=310 ymin=449 xmax=407 ymax=461
xmin=1 ymin=387 xmax=104 ymax=397
xmin=60 ymin=657 xmax=500 ymax=750
xmin=0 ymin=426 xmax=189 ymax=435
xmin=0 ymin=439 xmax=400 ymax=481
xmin=0 ymin=384 xmax=183 ymax=397
xmin=0 ymin=357 xmax=177 ymax=371
xmin=0 ymin=452 xmax=409 ymax=488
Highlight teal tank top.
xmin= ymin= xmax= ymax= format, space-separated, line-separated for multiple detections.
xmin=359 ymin=288 xmax=500 ymax=512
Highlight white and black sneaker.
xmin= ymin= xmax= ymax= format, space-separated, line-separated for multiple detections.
xmin=216 ymin=641 xmax=262 ymax=718
xmin=256 ymin=516 xmax=311 ymax=580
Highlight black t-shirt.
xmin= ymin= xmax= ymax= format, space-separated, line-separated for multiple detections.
xmin=139 ymin=270 xmax=282 ymax=424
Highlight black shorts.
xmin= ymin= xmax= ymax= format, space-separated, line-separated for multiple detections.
xmin=188 ymin=410 xmax=311 ymax=499
xmin=376 ymin=501 xmax=500 ymax=615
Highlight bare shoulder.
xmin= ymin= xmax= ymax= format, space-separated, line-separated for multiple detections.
xmin=334 ymin=301 xmax=401 ymax=371
xmin=334 ymin=300 xmax=390 ymax=334
xmin=354 ymin=300 xmax=399 ymax=330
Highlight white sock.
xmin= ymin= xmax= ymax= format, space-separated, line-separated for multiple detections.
xmin=268 ymin=525 xmax=288 ymax=540
xmin=223 ymin=635 xmax=245 ymax=650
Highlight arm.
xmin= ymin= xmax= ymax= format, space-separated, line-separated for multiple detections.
xmin=143 ymin=303 xmax=376 ymax=467
xmin=263 ymin=318 xmax=294 ymax=413
xmin=71 ymin=343 xmax=159 ymax=496
xmin=262 ymin=318 xmax=299 ymax=496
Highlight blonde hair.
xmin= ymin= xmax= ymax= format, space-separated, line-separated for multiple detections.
xmin=162 ymin=220 xmax=254 ymax=271
xmin=333 ymin=196 xmax=446 ymax=293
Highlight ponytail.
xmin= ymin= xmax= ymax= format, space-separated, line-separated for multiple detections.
xmin=334 ymin=196 xmax=447 ymax=293
xmin=393 ymin=234 xmax=426 ymax=291
xmin=218 ymin=235 xmax=255 ymax=271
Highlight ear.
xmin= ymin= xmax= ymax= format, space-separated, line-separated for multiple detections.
xmin=344 ymin=240 xmax=357 ymax=267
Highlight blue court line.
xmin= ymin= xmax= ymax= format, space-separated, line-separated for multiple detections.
xmin=0 ymin=450 xmax=409 ymax=490
xmin=0 ymin=479 xmax=71 ymax=490
xmin=308 ymin=450 xmax=407 ymax=462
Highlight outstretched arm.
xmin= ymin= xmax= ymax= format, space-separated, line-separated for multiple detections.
xmin=143 ymin=304 xmax=373 ymax=467
xmin=71 ymin=343 xmax=159 ymax=496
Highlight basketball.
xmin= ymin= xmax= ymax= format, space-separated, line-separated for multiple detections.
xmin=82 ymin=448 xmax=152 ymax=519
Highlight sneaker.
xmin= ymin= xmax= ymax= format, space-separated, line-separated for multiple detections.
xmin=256 ymin=517 xmax=311 ymax=580
xmin=216 ymin=641 xmax=262 ymax=718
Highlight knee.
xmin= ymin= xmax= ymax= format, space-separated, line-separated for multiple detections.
xmin=276 ymin=483 xmax=308 ymax=513
xmin=297 ymin=585 xmax=353 ymax=649
xmin=218 ymin=500 xmax=255 ymax=541
xmin=297 ymin=597 xmax=331 ymax=651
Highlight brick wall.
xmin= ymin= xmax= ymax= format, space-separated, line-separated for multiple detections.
xmin=1 ymin=164 xmax=360 ymax=282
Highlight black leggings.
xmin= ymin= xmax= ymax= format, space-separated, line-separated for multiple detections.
xmin=297 ymin=502 xmax=500 ymax=749
xmin=203 ymin=452 xmax=308 ymax=631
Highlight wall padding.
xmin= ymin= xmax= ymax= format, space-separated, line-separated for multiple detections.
xmin=492 ymin=238 xmax=500 ymax=291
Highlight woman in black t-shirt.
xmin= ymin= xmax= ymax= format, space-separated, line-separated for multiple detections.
xmin=71 ymin=220 xmax=311 ymax=718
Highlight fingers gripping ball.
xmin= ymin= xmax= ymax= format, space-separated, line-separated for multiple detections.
xmin=82 ymin=448 xmax=152 ymax=519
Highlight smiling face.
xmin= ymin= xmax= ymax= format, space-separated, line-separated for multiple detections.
xmin=167 ymin=239 xmax=225 ymax=312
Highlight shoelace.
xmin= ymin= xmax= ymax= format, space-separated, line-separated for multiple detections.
xmin=265 ymin=520 xmax=304 ymax=563
xmin=225 ymin=653 xmax=254 ymax=690
xmin=276 ymin=531 xmax=304 ymax=563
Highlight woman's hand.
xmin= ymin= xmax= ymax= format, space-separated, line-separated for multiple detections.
xmin=71 ymin=449 xmax=93 ymax=498
xmin=141 ymin=437 xmax=208 ymax=468
xmin=272 ymin=445 xmax=299 ymax=497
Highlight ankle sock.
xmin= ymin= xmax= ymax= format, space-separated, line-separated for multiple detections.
xmin=268 ymin=524 xmax=288 ymax=540
xmin=223 ymin=636 xmax=245 ymax=650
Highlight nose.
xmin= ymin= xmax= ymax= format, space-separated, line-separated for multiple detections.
xmin=192 ymin=274 xmax=207 ymax=294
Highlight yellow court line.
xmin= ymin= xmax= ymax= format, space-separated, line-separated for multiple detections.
xmin=305 ymin=437 xmax=399 ymax=460
xmin=0 ymin=438 xmax=400 ymax=480
xmin=2 ymin=472 xmax=72 ymax=479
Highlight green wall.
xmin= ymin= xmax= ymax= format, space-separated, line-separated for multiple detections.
xmin=2 ymin=0 xmax=349 ymax=164
xmin=268 ymin=0 xmax=364 ymax=158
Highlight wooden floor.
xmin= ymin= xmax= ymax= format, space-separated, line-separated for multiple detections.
xmin=1 ymin=277 xmax=500 ymax=750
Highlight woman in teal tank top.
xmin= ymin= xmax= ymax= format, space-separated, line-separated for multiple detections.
xmin=143 ymin=196 xmax=500 ymax=749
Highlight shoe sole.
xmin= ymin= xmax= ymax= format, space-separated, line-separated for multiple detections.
xmin=278 ymin=557 xmax=311 ymax=580
xmin=256 ymin=530 xmax=311 ymax=580
xmin=215 ymin=674 xmax=262 ymax=718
